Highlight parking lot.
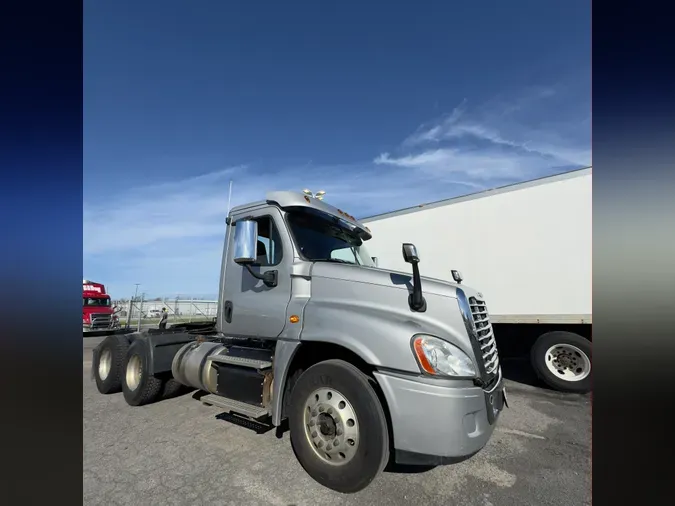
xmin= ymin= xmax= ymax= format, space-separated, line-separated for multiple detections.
xmin=83 ymin=337 xmax=590 ymax=506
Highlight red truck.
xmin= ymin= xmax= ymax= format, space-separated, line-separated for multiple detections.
xmin=82 ymin=280 xmax=120 ymax=334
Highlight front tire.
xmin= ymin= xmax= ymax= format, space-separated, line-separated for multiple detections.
xmin=122 ymin=339 xmax=163 ymax=406
xmin=531 ymin=331 xmax=592 ymax=393
xmin=289 ymin=360 xmax=389 ymax=493
xmin=93 ymin=334 xmax=130 ymax=394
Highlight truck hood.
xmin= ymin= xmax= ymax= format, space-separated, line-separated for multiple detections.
xmin=309 ymin=262 xmax=465 ymax=299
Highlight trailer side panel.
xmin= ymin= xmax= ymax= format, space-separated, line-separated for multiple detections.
xmin=363 ymin=170 xmax=592 ymax=319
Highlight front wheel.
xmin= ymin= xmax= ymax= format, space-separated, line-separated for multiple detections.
xmin=531 ymin=331 xmax=592 ymax=393
xmin=288 ymin=360 xmax=389 ymax=493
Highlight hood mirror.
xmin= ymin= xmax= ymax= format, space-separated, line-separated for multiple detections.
xmin=401 ymin=243 xmax=426 ymax=312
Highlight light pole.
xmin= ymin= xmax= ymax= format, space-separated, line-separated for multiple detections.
xmin=130 ymin=284 xmax=140 ymax=330
xmin=137 ymin=291 xmax=146 ymax=331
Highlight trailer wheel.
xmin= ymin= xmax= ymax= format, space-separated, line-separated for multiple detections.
xmin=531 ymin=331 xmax=592 ymax=393
xmin=93 ymin=334 xmax=130 ymax=394
xmin=122 ymin=339 xmax=163 ymax=406
xmin=289 ymin=359 xmax=389 ymax=493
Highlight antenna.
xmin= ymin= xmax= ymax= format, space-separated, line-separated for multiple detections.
xmin=226 ymin=179 xmax=233 ymax=215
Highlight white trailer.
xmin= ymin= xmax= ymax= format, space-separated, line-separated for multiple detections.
xmin=362 ymin=167 xmax=592 ymax=393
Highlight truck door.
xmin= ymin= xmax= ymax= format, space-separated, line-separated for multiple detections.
xmin=221 ymin=208 xmax=293 ymax=339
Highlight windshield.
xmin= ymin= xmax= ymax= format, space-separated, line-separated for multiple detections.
xmin=83 ymin=297 xmax=111 ymax=307
xmin=287 ymin=211 xmax=375 ymax=267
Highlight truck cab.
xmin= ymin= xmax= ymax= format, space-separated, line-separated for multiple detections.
xmin=92 ymin=191 xmax=506 ymax=493
xmin=82 ymin=280 xmax=117 ymax=332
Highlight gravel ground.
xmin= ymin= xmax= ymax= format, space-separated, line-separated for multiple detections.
xmin=83 ymin=337 xmax=591 ymax=506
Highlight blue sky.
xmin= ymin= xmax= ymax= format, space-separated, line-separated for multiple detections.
xmin=83 ymin=0 xmax=591 ymax=298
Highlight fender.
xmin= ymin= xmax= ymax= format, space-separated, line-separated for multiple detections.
xmin=269 ymin=338 xmax=380 ymax=426
xmin=271 ymin=340 xmax=301 ymax=426
xmin=143 ymin=332 xmax=197 ymax=375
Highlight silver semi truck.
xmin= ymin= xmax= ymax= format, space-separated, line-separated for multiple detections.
xmin=91 ymin=191 xmax=506 ymax=493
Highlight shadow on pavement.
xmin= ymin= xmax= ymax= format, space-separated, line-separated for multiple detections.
xmin=500 ymin=357 xmax=543 ymax=389
xmin=384 ymin=462 xmax=436 ymax=475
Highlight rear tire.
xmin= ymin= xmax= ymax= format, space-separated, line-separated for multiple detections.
xmin=122 ymin=339 xmax=163 ymax=406
xmin=93 ymin=335 xmax=130 ymax=394
xmin=289 ymin=359 xmax=389 ymax=493
xmin=160 ymin=377 xmax=189 ymax=400
xmin=531 ymin=331 xmax=592 ymax=393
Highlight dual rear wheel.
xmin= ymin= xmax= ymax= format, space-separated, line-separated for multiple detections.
xmin=92 ymin=336 xmax=187 ymax=404
xmin=92 ymin=335 xmax=129 ymax=394
xmin=121 ymin=339 xmax=164 ymax=406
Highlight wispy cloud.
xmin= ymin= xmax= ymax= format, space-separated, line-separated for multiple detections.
xmin=374 ymin=148 xmax=549 ymax=181
xmin=85 ymin=85 xmax=590 ymax=296
xmin=403 ymin=98 xmax=469 ymax=146
xmin=378 ymin=85 xmax=590 ymax=181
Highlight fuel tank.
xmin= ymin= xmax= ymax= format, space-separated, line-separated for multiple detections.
xmin=171 ymin=341 xmax=227 ymax=394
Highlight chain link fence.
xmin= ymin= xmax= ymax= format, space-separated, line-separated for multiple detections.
xmin=111 ymin=296 xmax=218 ymax=330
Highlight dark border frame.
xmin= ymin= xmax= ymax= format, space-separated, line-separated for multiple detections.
xmin=592 ymin=2 xmax=674 ymax=504
xmin=1 ymin=1 xmax=84 ymax=503
xmin=3 ymin=1 xmax=674 ymax=503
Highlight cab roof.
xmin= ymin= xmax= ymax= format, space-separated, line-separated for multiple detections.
xmin=230 ymin=191 xmax=372 ymax=240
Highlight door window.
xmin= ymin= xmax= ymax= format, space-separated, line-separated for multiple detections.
xmin=252 ymin=216 xmax=283 ymax=266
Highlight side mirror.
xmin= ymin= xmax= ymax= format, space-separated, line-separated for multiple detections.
xmin=371 ymin=256 xmax=378 ymax=267
xmin=401 ymin=243 xmax=426 ymax=312
xmin=232 ymin=219 xmax=278 ymax=288
xmin=233 ymin=220 xmax=258 ymax=264
xmin=451 ymin=270 xmax=463 ymax=284
xmin=402 ymin=243 xmax=420 ymax=264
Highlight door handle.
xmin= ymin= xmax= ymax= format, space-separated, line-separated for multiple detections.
xmin=224 ymin=301 xmax=233 ymax=323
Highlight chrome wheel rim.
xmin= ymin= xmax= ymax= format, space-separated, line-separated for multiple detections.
xmin=98 ymin=349 xmax=112 ymax=381
xmin=126 ymin=354 xmax=143 ymax=391
xmin=545 ymin=344 xmax=591 ymax=381
xmin=303 ymin=387 xmax=360 ymax=465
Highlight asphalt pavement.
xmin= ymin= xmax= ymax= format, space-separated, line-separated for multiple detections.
xmin=83 ymin=337 xmax=591 ymax=506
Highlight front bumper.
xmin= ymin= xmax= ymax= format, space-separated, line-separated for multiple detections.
xmin=83 ymin=325 xmax=120 ymax=336
xmin=373 ymin=369 xmax=505 ymax=465
xmin=83 ymin=322 xmax=119 ymax=332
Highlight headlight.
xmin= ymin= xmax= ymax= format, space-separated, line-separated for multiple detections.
xmin=412 ymin=334 xmax=476 ymax=377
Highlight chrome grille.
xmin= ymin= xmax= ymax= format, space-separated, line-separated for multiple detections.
xmin=469 ymin=297 xmax=500 ymax=377
xmin=90 ymin=313 xmax=112 ymax=329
